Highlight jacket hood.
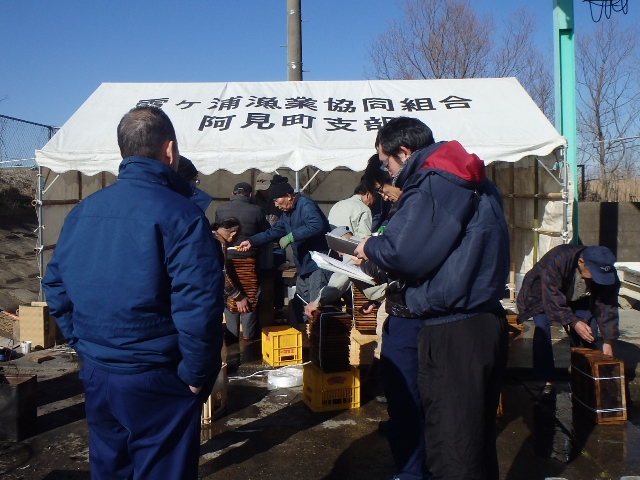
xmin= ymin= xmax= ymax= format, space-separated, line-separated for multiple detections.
xmin=119 ymin=156 xmax=194 ymax=199
xmin=395 ymin=141 xmax=486 ymax=188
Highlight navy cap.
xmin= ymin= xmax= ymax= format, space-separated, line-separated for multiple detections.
xmin=582 ymin=246 xmax=616 ymax=285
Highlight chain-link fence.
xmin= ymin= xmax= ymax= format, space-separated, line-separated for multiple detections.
xmin=0 ymin=114 xmax=58 ymax=170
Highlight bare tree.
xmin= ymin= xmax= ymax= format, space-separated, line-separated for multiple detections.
xmin=576 ymin=18 xmax=640 ymax=201
xmin=366 ymin=0 xmax=553 ymax=119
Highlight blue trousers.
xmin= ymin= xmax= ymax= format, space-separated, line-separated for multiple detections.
xmin=80 ymin=363 xmax=202 ymax=480
xmin=533 ymin=309 xmax=597 ymax=383
xmin=380 ymin=315 xmax=427 ymax=480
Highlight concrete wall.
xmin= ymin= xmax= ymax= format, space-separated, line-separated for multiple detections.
xmin=578 ymin=202 xmax=640 ymax=261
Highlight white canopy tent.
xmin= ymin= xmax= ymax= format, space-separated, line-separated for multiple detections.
xmin=34 ymin=78 xmax=570 ymax=299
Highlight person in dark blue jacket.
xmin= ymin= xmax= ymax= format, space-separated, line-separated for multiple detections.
xmin=238 ymin=174 xmax=330 ymax=327
xmin=355 ymin=117 xmax=510 ymax=480
xmin=42 ymin=106 xmax=225 ymax=480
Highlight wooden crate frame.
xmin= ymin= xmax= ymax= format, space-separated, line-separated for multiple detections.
xmin=570 ymin=348 xmax=627 ymax=424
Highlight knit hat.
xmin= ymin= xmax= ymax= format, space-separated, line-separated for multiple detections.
xmin=582 ymin=246 xmax=616 ymax=285
xmin=177 ymin=156 xmax=198 ymax=182
xmin=269 ymin=175 xmax=294 ymax=200
xmin=233 ymin=182 xmax=253 ymax=195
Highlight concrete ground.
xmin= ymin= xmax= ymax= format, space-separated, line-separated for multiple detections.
xmin=3 ymin=214 xmax=640 ymax=480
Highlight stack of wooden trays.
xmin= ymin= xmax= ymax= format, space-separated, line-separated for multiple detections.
xmin=309 ymin=310 xmax=352 ymax=373
xmin=570 ymin=347 xmax=626 ymax=424
xmin=225 ymin=258 xmax=258 ymax=313
xmin=352 ymin=285 xmax=377 ymax=332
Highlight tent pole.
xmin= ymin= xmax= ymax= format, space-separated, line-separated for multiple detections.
xmin=534 ymin=159 xmax=540 ymax=263
xmin=36 ymin=165 xmax=44 ymax=301
xmin=509 ymin=163 xmax=515 ymax=301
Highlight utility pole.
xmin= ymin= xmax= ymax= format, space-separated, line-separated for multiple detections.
xmin=287 ymin=0 xmax=302 ymax=81
xmin=553 ymin=0 xmax=578 ymax=242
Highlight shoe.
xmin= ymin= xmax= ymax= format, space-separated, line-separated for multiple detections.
xmin=540 ymin=383 xmax=556 ymax=402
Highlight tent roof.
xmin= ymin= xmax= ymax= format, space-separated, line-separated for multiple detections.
xmin=35 ymin=78 xmax=565 ymax=176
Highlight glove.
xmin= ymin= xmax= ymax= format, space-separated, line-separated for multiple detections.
xmin=279 ymin=232 xmax=294 ymax=250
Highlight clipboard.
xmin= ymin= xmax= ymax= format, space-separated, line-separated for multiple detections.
xmin=325 ymin=233 xmax=360 ymax=256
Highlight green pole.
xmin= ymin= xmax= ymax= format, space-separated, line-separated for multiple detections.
xmin=553 ymin=0 xmax=578 ymax=243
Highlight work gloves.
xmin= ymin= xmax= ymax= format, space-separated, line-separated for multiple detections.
xmin=279 ymin=232 xmax=294 ymax=250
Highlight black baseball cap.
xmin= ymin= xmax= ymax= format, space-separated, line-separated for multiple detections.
xmin=233 ymin=182 xmax=253 ymax=195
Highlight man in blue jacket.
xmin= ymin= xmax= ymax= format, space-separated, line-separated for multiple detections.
xmin=42 ymin=106 xmax=225 ymax=480
xmin=355 ymin=117 xmax=510 ymax=480
xmin=238 ymin=174 xmax=330 ymax=327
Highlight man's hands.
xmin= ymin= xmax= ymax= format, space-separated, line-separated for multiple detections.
xmin=354 ymin=237 xmax=370 ymax=260
xmin=304 ymin=300 xmax=318 ymax=318
xmin=279 ymin=232 xmax=294 ymax=250
xmin=572 ymin=321 xmax=614 ymax=357
xmin=572 ymin=320 xmax=595 ymax=343
xmin=237 ymin=240 xmax=252 ymax=252
xmin=236 ymin=296 xmax=251 ymax=314
xmin=189 ymin=385 xmax=202 ymax=394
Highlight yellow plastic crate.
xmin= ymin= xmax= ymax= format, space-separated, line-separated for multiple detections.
xmin=262 ymin=326 xmax=302 ymax=367
xmin=302 ymin=363 xmax=360 ymax=412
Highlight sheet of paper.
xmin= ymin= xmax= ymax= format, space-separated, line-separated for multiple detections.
xmin=310 ymin=251 xmax=375 ymax=285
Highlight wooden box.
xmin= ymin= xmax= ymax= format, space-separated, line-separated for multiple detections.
xmin=349 ymin=329 xmax=377 ymax=367
xmin=505 ymin=313 xmax=524 ymax=334
xmin=201 ymin=363 xmax=228 ymax=425
xmin=18 ymin=302 xmax=56 ymax=349
xmin=570 ymin=347 xmax=626 ymax=424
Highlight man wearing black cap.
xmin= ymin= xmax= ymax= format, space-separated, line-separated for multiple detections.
xmin=216 ymin=182 xmax=270 ymax=341
xmin=517 ymin=245 xmax=620 ymax=400
xmin=238 ymin=174 xmax=331 ymax=327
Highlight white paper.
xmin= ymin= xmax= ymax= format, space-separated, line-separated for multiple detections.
xmin=310 ymin=251 xmax=375 ymax=285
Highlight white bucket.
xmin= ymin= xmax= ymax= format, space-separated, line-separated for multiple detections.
xmin=21 ymin=341 xmax=32 ymax=354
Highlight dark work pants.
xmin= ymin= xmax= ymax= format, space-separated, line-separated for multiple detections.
xmin=418 ymin=312 xmax=509 ymax=480
xmin=533 ymin=309 xmax=595 ymax=383
xmin=80 ymin=362 xmax=202 ymax=480
xmin=380 ymin=315 xmax=427 ymax=480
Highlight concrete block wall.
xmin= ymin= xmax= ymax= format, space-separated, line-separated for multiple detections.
xmin=578 ymin=202 xmax=640 ymax=261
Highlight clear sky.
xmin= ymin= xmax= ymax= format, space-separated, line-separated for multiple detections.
xmin=0 ymin=0 xmax=634 ymax=127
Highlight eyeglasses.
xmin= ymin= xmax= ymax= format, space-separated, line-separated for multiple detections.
xmin=374 ymin=184 xmax=385 ymax=194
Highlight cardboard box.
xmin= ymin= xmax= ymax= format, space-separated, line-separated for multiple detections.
xmin=18 ymin=302 xmax=56 ymax=349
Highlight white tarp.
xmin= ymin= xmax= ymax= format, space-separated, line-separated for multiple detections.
xmin=36 ymin=78 xmax=565 ymax=176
